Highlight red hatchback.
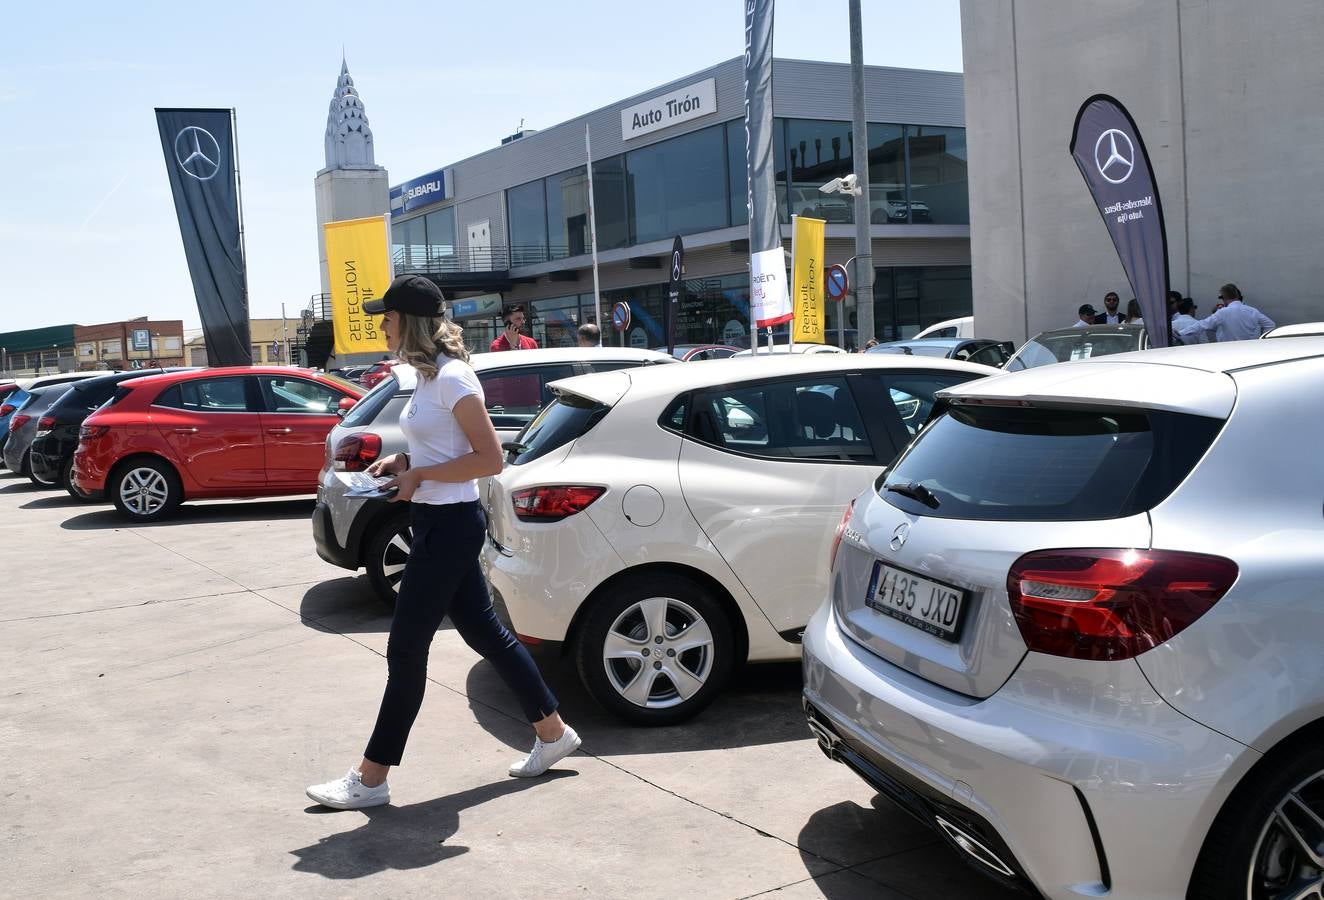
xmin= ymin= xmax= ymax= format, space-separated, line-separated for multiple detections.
xmin=359 ymin=360 xmax=399 ymax=389
xmin=73 ymin=367 xmax=362 ymax=522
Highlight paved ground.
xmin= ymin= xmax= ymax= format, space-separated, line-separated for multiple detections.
xmin=1 ymin=469 xmax=1021 ymax=899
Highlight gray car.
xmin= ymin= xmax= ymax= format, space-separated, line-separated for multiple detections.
xmin=3 ymin=383 xmax=74 ymax=479
xmin=803 ymin=338 xmax=1324 ymax=898
xmin=313 ymin=347 xmax=676 ymax=607
xmin=1004 ymin=323 xmax=1147 ymax=371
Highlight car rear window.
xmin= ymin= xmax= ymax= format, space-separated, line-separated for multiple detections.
xmin=340 ymin=374 xmax=403 ymax=427
xmin=880 ymin=404 xmax=1224 ymax=521
xmin=1006 ymin=332 xmax=1140 ymax=371
xmin=506 ymin=394 xmax=607 ymax=467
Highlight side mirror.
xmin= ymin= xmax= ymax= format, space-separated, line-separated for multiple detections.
xmin=336 ymin=396 xmax=357 ymax=417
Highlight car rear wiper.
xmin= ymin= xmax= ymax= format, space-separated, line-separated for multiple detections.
xmin=885 ymin=481 xmax=940 ymax=509
xmin=501 ymin=441 xmax=528 ymax=454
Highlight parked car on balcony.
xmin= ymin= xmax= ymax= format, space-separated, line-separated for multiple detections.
xmin=802 ymin=338 xmax=1324 ymax=899
xmin=72 ymin=367 xmax=362 ymax=522
xmin=30 ymin=368 xmax=196 ymax=495
xmin=481 ymin=353 xmax=993 ymax=724
xmin=313 ymin=347 xmax=677 ymax=606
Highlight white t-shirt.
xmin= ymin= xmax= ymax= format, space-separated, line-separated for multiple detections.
xmin=398 ymin=356 xmax=484 ymax=505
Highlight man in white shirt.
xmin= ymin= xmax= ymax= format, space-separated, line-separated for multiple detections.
xmin=1073 ymin=304 xmax=1098 ymax=328
xmin=1179 ymin=283 xmax=1275 ymax=343
xmin=1170 ymin=298 xmax=1208 ymax=344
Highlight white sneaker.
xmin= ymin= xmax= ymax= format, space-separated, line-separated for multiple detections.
xmin=508 ymin=724 xmax=582 ymax=778
xmin=306 ymin=768 xmax=390 ymax=810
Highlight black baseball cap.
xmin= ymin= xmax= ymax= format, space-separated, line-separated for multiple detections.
xmin=362 ymin=275 xmax=445 ymax=316
xmin=1079 ymin=303 xmax=1097 ymax=316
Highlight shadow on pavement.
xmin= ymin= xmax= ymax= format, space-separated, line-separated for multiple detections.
xmin=290 ymin=771 xmax=576 ymax=879
xmin=463 ymin=648 xmax=811 ymax=755
xmin=797 ymin=798 xmax=1024 ymax=899
xmin=59 ymin=497 xmax=316 ymax=530
xmin=298 ymin=576 xmax=404 ymax=635
xmin=0 ymin=479 xmax=47 ymax=494
xmin=20 ymin=493 xmax=93 ymax=511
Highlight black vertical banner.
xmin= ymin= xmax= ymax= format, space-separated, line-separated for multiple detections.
xmin=155 ymin=108 xmax=251 ymax=365
xmin=1069 ymin=95 xmax=1172 ymax=347
xmin=667 ymin=236 xmax=684 ymax=356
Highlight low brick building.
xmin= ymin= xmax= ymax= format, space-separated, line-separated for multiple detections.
xmin=73 ymin=318 xmax=186 ymax=371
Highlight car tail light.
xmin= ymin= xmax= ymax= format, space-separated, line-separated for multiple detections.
xmin=829 ymin=500 xmax=856 ymax=571
xmin=512 ymin=485 xmax=605 ymax=521
xmin=37 ymin=415 xmax=56 ymax=433
xmin=334 ymin=433 xmax=382 ymax=471
xmin=9 ymin=414 xmax=30 ymax=433
xmin=1007 ymin=549 xmax=1239 ymax=661
xmin=80 ymin=424 xmax=110 ymax=440
xmin=0 ymin=403 xmax=14 ymax=417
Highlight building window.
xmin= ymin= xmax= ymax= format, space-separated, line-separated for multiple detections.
xmin=871 ymin=265 xmax=973 ymax=341
xmin=391 ymin=216 xmax=427 ymax=269
xmin=507 ymin=179 xmax=548 ymax=265
xmin=906 ymin=126 xmax=968 ymax=224
xmin=592 ymin=155 xmax=629 ymax=252
xmin=627 ymin=124 xmax=728 ymax=245
xmin=424 ymin=206 xmax=457 ymax=261
xmin=725 ymin=120 xmax=749 ymax=228
xmin=867 ymin=123 xmax=907 ymax=223
xmin=601 ymin=272 xmax=752 ymax=350
xmin=787 ymin=119 xmax=857 ymax=224
xmin=547 ymin=167 xmax=589 ymax=260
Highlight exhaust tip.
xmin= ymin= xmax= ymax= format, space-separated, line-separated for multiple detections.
xmin=935 ymin=816 xmax=1016 ymax=878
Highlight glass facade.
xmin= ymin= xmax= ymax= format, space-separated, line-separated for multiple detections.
xmin=906 ymin=126 xmax=968 ymax=224
xmin=602 ymin=273 xmax=753 ymax=349
xmin=390 ymin=206 xmax=456 ymax=269
xmin=871 ymin=265 xmax=974 ymax=341
xmin=628 ymin=124 xmax=729 ymax=244
xmin=506 ymin=179 xmax=547 ymax=265
xmin=726 ymin=120 xmax=748 ymax=227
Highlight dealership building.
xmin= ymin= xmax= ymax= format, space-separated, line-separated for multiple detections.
xmin=385 ymin=57 xmax=970 ymax=351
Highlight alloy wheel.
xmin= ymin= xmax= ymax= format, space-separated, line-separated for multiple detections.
xmin=118 ymin=467 xmax=170 ymax=517
xmin=379 ymin=526 xmax=412 ymax=598
xmin=1247 ymin=768 xmax=1324 ymax=899
xmin=602 ymin=596 xmax=715 ymax=709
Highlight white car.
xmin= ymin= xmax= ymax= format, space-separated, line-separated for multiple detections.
xmin=803 ymin=338 xmax=1324 ymax=898
xmin=730 ymin=343 xmax=847 ymax=356
xmin=914 ymin=315 xmax=974 ymax=339
xmin=482 ymin=354 xmax=992 ymax=723
xmin=1262 ymin=321 xmax=1324 ymax=339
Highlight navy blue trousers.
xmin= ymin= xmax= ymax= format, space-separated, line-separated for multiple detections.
xmin=364 ymin=500 xmax=558 ymax=767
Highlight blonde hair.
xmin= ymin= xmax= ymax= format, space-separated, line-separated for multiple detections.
xmin=396 ymin=312 xmax=470 ymax=379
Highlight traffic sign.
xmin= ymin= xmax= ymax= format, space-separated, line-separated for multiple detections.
xmin=826 ymin=264 xmax=849 ymax=302
xmin=612 ymin=301 xmax=632 ymax=332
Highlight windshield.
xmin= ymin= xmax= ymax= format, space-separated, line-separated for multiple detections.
xmin=881 ymin=404 xmax=1224 ymax=521
xmin=1007 ymin=332 xmax=1140 ymax=371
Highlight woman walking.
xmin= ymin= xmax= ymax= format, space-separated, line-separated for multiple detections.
xmin=307 ymin=275 xmax=580 ymax=810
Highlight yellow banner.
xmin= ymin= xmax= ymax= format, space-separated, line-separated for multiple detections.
xmin=324 ymin=215 xmax=391 ymax=355
xmin=791 ymin=215 xmax=826 ymax=344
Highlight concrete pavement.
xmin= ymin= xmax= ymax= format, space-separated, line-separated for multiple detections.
xmin=0 ymin=471 xmax=1019 ymax=898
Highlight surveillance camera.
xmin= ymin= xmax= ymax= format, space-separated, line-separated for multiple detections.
xmin=840 ymin=174 xmax=858 ymax=192
xmin=818 ymin=177 xmax=844 ymax=195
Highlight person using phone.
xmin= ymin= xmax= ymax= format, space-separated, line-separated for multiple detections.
xmin=307 ymin=276 xmax=579 ymax=811
xmin=490 ymin=305 xmax=539 ymax=351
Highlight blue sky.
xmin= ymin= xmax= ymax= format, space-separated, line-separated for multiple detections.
xmin=2 ymin=1 xmax=962 ymax=332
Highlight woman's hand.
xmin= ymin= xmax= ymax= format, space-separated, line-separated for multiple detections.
xmin=366 ymin=452 xmax=408 ymax=477
xmin=385 ymin=468 xmax=422 ymax=503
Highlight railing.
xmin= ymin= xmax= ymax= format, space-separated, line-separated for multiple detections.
xmin=392 ymin=244 xmax=574 ymax=275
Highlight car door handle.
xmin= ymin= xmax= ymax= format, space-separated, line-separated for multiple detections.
xmin=172 ymin=427 xmax=198 ymax=434
xmin=266 ymin=427 xmax=292 ymax=435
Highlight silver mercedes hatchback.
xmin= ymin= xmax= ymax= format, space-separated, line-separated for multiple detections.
xmin=803 ymin=338 xmax=1324 ymax=899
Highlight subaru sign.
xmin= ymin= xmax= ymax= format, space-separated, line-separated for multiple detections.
xmin=393 ymin=167 xmax=454 ymax=213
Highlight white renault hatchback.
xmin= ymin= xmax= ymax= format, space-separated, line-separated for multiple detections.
xmin=802 ymin=339 xmax=1324 ymax=899
xmin=482 ymin=354 xmax=992 ymax=724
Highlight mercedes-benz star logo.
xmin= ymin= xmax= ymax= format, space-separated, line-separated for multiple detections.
xmin=672 ymin=252 xmax=682 ymax=281
xmin=1093 ymin=128 xmax=1135 ymax=185
xmin=889 ymin=522 xmax=910 ymax=552
xmin=175 ymin=126 xmax=221 ymax=181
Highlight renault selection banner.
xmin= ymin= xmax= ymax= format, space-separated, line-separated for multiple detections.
xmin=744 ymin=0 xmax=791 ymax=330
xmin=155 ymin=108 xmax=251 ymax=365
xmin=791 ymin=215 xmax=825 ymax=344
xmin=323 ymin=216 xmax=391 ymax=355
xmin=1069 ymin=94 xmax=1172 ymax=346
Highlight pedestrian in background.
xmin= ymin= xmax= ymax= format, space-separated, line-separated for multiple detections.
xmin=1097 ymin=292 xmax=1125 ymax=324
xmin=1125 ymin=299 xmax=1144 ymax=326
xmin=307 ymin=276 xmax=580 ymax=811
xmin=1171 ymin=299 xmax=1207 ymax=344
xmin=490 ymin=306 xmax=539 ymax=352
xmin=1179 ymin=283 xmax=1275 ymax=343
xmin=1073 ymin=304 xmax=1098 ymax=327
xmin=577 ymin=322 xmax=600 ymax=348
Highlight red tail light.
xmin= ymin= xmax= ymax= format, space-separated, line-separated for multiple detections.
xmin=1007 ymin=549 xmax=1239 ymax=661
xmin=37 ymin=416 xmax=56 ymax=432
xmin=334 ymin=433 xmax=383 ymax=471
xmin=80 ymin=424 xmax=110 ymax=440
xmin=0 ymin=403 xmax=14 ymax=417
xmin=829 ymin=500 xmax=856 ymax=571
xmin=9 ymin=414 xmax=30 ymax=433
xmin=512 ymin=485 xmax=605 ymax=521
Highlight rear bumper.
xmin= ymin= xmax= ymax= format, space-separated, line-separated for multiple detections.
xmin=312 ymin=500 xmax=358 ymax=570
xmin=29 ymin=436 xmax=70 ymax=483
xmin=801 ymin=601 xmax=1256 ymax=900
xmin=2 ymin=435 xmax=26 ymax=472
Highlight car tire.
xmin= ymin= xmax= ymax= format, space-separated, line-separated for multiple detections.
xmin=109 ymin=457 xmax=182 ymax=523
xmin=575 ymin=573 xmax=734 ymax=726
xmin=29 ymin=455 xmax=57 ymax=487
xmin=365 ymin=510 xmax=412 ymax=612
xmin=1189 ymin=737 xmax=1324 ymax=899
xmin=62 ymin=458 xmax=91 ymax=501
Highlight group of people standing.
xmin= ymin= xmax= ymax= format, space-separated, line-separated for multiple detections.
xmin=488 ymin=304 xmax=602 ymax=351
xmin=1074 ymin=282 xmax=1275 ymax=342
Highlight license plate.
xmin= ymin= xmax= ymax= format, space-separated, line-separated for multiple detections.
xmin=864 ymin=560 xmax=967 ymax=641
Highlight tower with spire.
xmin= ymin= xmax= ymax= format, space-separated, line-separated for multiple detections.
xmin=314 ymin=56 xmax=389 ymax=299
